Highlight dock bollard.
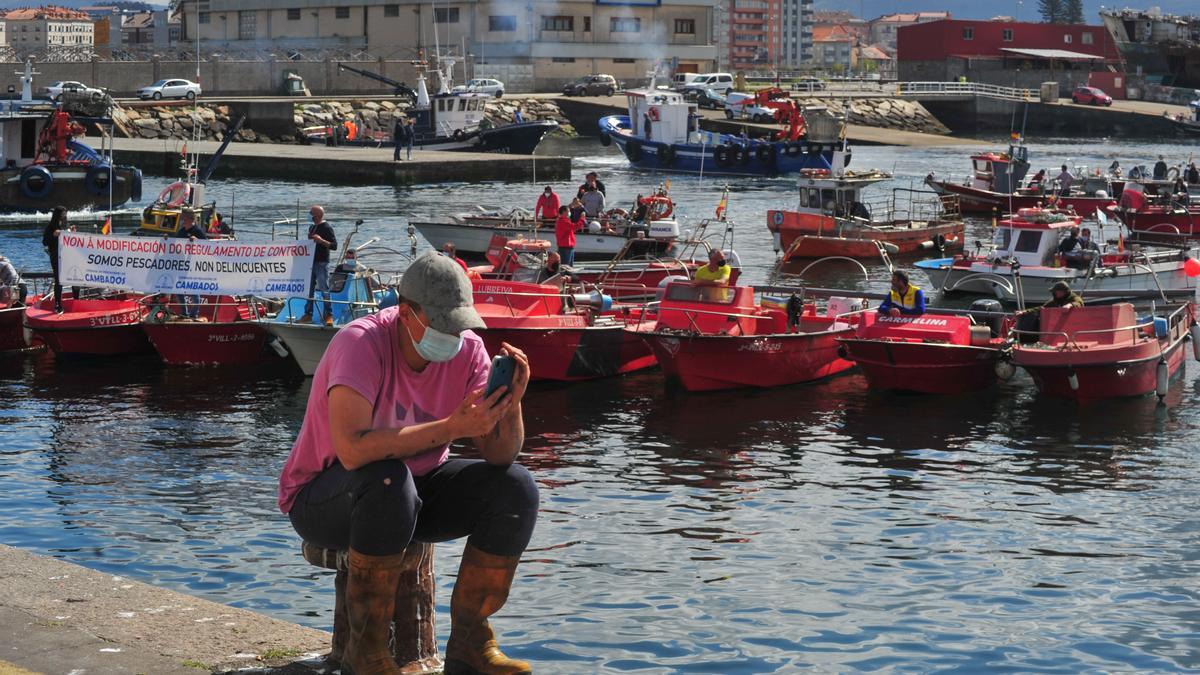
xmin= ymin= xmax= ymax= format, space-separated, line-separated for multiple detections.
xmin=301 ymin=540 xmax=442 ymax=673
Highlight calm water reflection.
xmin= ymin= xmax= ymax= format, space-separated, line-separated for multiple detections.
xmin=2 ymin=137 xmax=1199 ymax=672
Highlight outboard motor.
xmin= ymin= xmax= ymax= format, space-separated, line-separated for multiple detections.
xmin=969 ymin=298 xmax=1004 ymax=336
xmin=571 ymin=290 xmax=612 ymax=312
xmin=656 ymin=275 xmax=689 ymax=300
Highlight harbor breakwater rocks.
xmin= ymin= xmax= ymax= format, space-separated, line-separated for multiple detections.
xmin=108 ymin=97 xmax=573 ymax=144
xmin=811 ymin=98 xmax=950 ymax=135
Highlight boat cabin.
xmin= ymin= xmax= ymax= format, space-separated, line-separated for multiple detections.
xmin=408 ymin=92 xmax=490 ymax=141
xmin=971 ymin=145 xmax=1029 ymax=193
xmin=626 ymin=88 xmax=698 ymax=145
xmin=987 ymin=209 xmax=1081 ymax=267
xmin=793 ymin=170 xmax=889 ymax=218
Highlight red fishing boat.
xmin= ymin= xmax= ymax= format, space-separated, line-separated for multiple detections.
xmin=141 ymin=295 xmax=281 ymax=367
xmin=837 ymin=311 xmax=1007 ymax=394
xmin=925 ymin=144 xmax=1120 ymax=217
xmin=24 ymin=290 xmax=150 ymax=356
xmin=1111 ymin=178 xmax=1200 ymax=236
xmin=628 ymin=282 xmax=861 ymax=392
xmin=1008 ymin=302 xmax=1198 ymax=400
xmin=472 ymin=279 xmax=655 ymax=381
xmin=768 ymin=169 xmax=963 ymax=260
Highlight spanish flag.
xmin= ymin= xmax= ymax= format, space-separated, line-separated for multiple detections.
xmin=1117 ymin=231 xmax=1125 ymax=253
xmin=100 ymin=216 xmax=111 ymax=235
xmin=715 ymin=190 xmax=728 ymax=220
xmin=208 ymin=212 xmax=220 ymax=234
xmin=1010 ymin=132 xmax=1021 ymax=142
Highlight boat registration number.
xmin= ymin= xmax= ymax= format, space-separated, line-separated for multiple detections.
xmin=737 ymin=339 xmax=781 ymax=353
xmin=208 ymin=333 xmax=258 ymax=343
xmin=90 ymin=311 xmax=141 ymax=327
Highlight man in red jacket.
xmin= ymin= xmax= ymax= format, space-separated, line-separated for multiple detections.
xmin=534 ymin=186 xmax=560 ymax=224
xmin=554 ymin=205 xmax=576 ymax=266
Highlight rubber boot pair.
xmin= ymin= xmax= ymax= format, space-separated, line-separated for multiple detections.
xmin=444 ymin=545 xmax=531 ymax=675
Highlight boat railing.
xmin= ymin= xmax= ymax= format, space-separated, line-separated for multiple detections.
xmin=1009 ymin=304 xmax=1192 ymax=350
xmin=476 ymin=287 xmax=576 ymax=319
xmin=1080 ymin=260 xmax=1170 ymax=302
xmin=137 ymin=294 xmax=272 ymax=323
xmin=275 ymin=294 xmax=383 ymax=324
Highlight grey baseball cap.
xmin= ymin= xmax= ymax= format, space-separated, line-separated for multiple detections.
xmin=399 ymin=251 xmax=484 ymax=334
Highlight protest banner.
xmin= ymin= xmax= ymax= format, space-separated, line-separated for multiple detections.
xmin=57 ymin=233 xmax=315 ymax=297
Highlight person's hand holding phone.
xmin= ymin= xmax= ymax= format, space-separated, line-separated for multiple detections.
xmin=448 ymin=387 xmax=512 ymax=439
xmin=497 ymin=342 xmax=530 ymax=404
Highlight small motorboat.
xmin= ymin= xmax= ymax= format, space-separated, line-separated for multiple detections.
xmin=472 ymin=278 xmax=655 ymax=381
xmin=1166 ymin=99 xmax=1200 ymax=136
xmin=925 ymin=143 xmax=1120 ymax=218
xmin=1110 ymin=177 xmax=1200 ymax=237
xmin=915 ymin=207 xmax=1200 ymax=303
xmin=628 ymin=281 xmax=862 ymax=392
xmin=141 ymin=295 xmax=282 ymax=367
xmin=1007 ymin=302 xmax=1198 ymax=400
xmin=837 ymin=308 xmax=1008 ymax=394
xmin=767 ymin=168 xmax=963 ymax=260
xmin=24 ymin=290 xmax=150 ymax=356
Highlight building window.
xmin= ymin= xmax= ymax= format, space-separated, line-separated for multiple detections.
xmin=542 ymin=15 xmax=572 ymax=31
xmin=287 ymin=8 xmax=300 ymax=20
xmin=384 ymin=5 xmax=399 ymax=17
xmin=434 ymin=7 xmax=459 ymax=23
xmin=552 ymin=57 xmax=575 ymax=63
xmin=583 ymin=16 xmax=591 ymax=32
xmin=489 ymin=15 xmax=516 ymax=31
xmin=1081 ymin=31 xmax=1093 ymax=44
xmin=962 ymin=26 xmax=973 ymax=40
xmin=1002 ymin=28 xmax=1013 ymax=41
xmin=1063 ymin=34 xmax=1072 ymax=44
xmin=198 ymin=12 xmax=210 ymax=24
xmin=239 ymin=10 xmax=256 ymax=39
xmin=613 ymin=58 xmax=635 ymax=63
xmin=674 ymin=18 xmax=695 ymax=34
xmin=335 ymin=7 xmax=350 ymax=19
xmin=611 ymin=17 xmax=640 ymax=33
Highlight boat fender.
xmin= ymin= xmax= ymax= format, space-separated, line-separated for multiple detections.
xmin=626 ymin=139 xmax=643 ymax=162
xmin=739 ymin=145 xmax=753 ymax=165
xmin=18 ymin=165 xmax=54 ymax=200
xmin=756 ymin=144 xmax=776 ymax=167
xmin=599 ymin=131 xmax=612 ymax=147
xmin=453 ymin=129 xmax=465 ymax=142
xmin=268 ymin=337 xmax=290 ymax=358
xmin=1191 ymin=324 xmax=1200 ymax=361
xmin=1156 ymin=359 xmax=1169 ymax=398
xmin=994 ymin=359 xmax=1016 ymax=381
xmin=84 ymin=164 xmax=113 ymax=196
xmin=882 ymin=242 xmax=900 ymax=255
xmin=772 ymin=231 xmax=782 ymax=253
xmin=1067 ymin=368 xmax=1079 ymax=391
xmin=713 ymin=145 xmax=731 ymax=167
xmin=658 ymin=144 xmax=676 ymax=166
xmin=130 ymin=168 xmax=143 ymax=202
xmin=837 ymin=344 xmax=849 ymax=359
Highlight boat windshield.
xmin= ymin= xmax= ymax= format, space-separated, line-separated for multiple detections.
xmin=993 ymin=227 xmax=1012 ymax=251
xmin=665 ymin=284 xmax=737 ymax=304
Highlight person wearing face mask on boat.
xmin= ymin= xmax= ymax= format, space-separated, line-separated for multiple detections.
xmin=534 ymin=185 xmax=560 ymax=224
xmin=877 ymin=270 xmax=925 ymax=317
xmin=279 ymin=251 xmax=537 ymax=675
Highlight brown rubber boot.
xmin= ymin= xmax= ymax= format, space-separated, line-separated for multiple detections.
xmin=444 ymin=545 xmax=531 ymax=675
xmin=326 ymin=568 xmax=349 ymax=669
xmin=344 ymin=549 xmax=406 ymax=675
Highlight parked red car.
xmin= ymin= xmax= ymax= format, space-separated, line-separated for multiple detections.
xmin=1071 ymin=86 xmax=1113 ymax=106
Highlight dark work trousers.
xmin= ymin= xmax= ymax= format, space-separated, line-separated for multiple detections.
xmin=289 ymin=458 xmax=539 ymax=558
xmin=47 ymin=247 xmax=62 ymax=310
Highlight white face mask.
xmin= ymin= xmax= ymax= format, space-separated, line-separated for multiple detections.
xmin=405 ymin=310 xmax=463 ymax=362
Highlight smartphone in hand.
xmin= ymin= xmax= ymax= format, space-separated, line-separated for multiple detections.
xmin=485 ymin=355 xmax=516 ymax=401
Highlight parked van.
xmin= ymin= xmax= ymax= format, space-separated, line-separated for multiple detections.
xmin=672 ymin=73 xmax=703 ymax=90
xmin=681 ymin=73 xmax=734 ymax=96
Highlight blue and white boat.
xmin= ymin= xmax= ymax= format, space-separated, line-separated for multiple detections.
xmin=598 ymin=84 xmax=849 ymax=177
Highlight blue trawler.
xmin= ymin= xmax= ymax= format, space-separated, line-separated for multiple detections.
xmin=598 ymin=84 xmax=849 ymax=176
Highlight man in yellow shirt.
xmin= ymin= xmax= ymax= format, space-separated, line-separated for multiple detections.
xmin=694 ymin=248 xmax=731 ymax=300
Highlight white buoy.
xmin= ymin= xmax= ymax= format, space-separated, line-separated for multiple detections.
xmin=882 ymin=242 xmax=900 ymax=254
xmin=1157 ymin=359 xmax=1169 ymax=398
xmin=994 ymin=360 xmax=1016 ymax=381
xmin=1068 ymin=369 xmax=1079 ymax=391
xmin=1191 ymin=324 xmax=1200 ymax=361
xmin=269 ymin=337 xmax=289 ymax=358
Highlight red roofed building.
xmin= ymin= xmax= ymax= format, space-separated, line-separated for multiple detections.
xmin=5 ymin=5 xmax=94 ymax=48
xmin=869 ymin=11 xmax=950 ymax=51
xmin=812 ymin=24 xmax=857 ymax=73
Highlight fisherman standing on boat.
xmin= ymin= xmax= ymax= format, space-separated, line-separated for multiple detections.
xmin=441 ymin=242 xmax=469 ymax=273
xmin=279 ymin=252 xmax=538 ymax=675
xmin=555 ymin=205 xmax=577 ymax=266
xmin=1186 ymin=162 xmax=1200 ymax=186
xmin=694 ymin=249 xmax=731 ymax=286
xmin=1055 ymin=165 xmax=1075 ymax=197
xmin=0 ymin=254 xmax=21 ymax=306
xmin=577 ymin=172 xmax=606 ymax=198
xmin=176 ymin=208 xmax=208 ymax=319
xmin=301 ymin=205 xmax=338 ymax=326
xmin=580 ymin=184 xmax=606 ymax=219
xmin=1153 ymin=155 xmax=1169 ymax=181
xmin=42 ymin=206 xmax=68 ymax=313
xmin=534 ymin=186 xmax=560 ymax=224
xmin=878 ymin=270 xmax=925 ymax=317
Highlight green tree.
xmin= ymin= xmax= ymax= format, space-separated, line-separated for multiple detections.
xmin=1063 ymin=0 xmax=1084 ymax=24
xmin=1038 ymin=0 xmax=1063 ymax=23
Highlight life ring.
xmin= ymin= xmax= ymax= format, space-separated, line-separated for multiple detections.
xmin=452 ymin=128 xmax=465 ymax=142
xmin=626 ymin=139 xmax=643 ymax=161
xmin=738 ymin=145 xmax=752 ymax=165
xmin=800 ymin=168 xmax=831 ymax=177
xmin=647 ymin=107 xmax=660 ymax=122
xmin=713 ymin=145 xmax=732 ymax=167
xmin=84 ymin=164 xmax=113 ymax=196
xmin=658 ymin=144 xmax=676 ymax=166
xmin=784 ymin=143 xmax=804 ymax=158
xmin=156 ymin=181 xmax=191 ymax=207
xmin=772 ymin=211 xmax=785 ymax=227
xmin=756 ymin=144 xmax=776 ymax=167
xmin=1166 ymin=166 xmax=1181 ymax=181
xmin=599 ymin=132 xmax=612 ymax=147
xmin=18 ymin=165 xmax=53 ymax=200
xmin=645 ymin=195 xmax=673 ymax=220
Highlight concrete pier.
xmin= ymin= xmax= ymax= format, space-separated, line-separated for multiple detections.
xmin=0 ymin=544 xmax=330 ymax=674
xmin=101 ymin=137 xmax=571 ymax=186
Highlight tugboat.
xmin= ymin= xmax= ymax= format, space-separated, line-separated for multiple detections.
xmin=1008 ymin=302 xmax=1198 ymax=400
xmin=599 ymin=77 xmax=847 ymax=176
xmin=767 ymin=167 xmax=963 ymax=260
xmin=0 ymin=62 xmax=142 ymax=213
xmin=314 ymin=58 xmax=557 ymax=155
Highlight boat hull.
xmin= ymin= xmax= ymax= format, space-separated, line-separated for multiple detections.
xmin=411 ymin=220 xmax=672 ymax=260
xmin=914 ymin=257 xmax=1198 ymax=302
xmin=0 ymin=305 xmax=38 ymax=352
xmin=24 ymin=294 xmax=150 ymax=356
xmin=307 ymin=120 xmax=557 ymax=155
xmin=639 ymin=329 xmax=854 ymax=391
xmin=838 ymin=339 xmax=999 ymax=393
xmin=0 ymin=164 xmax=141 ymax=213
xmin=143 ymin=321 xmax=273 ymax=367
xmin=1014 ymin=335 xmax=1187 ymax=400
xmin=927 ymin=179 xmax=1114 ymax=218
xmin=265 ymin=322 xmax=339 ymax=376
xmin=768 ymin=211 xmax=965 ymax=260
xmin=476 ymin=325 xmax=656 ymax=381
xmin=1116 ymin=208 xmax=1200 ymax=237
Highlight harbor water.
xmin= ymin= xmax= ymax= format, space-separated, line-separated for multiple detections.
xmin=2 ymin=136 xmax=1199 ymax=672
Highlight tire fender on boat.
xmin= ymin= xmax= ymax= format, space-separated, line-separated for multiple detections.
xmin=739 ymin=145 xmax=752 ymax=165
xmin=453 ymin=128 xmax=466 ymax=142
xmin=626 ymin=139 xmax=643 ymax=161
xmin=18 ymin=165 xmax=53 ymax=200
xmin=713 ymin=145 xmax=731 ymax=167
xmin=84 ymin=164 xmax=113 ymax=196
xmin=599 ymin=132 xmax=611 ymax=147
xmin=756 ymin=144 xmax=776 ymax=167
xmin=658 ymin=144 xmax=676 ymax=166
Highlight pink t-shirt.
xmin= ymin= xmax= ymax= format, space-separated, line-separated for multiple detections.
xmin=277 ymin=306 xmax=490 ymax=514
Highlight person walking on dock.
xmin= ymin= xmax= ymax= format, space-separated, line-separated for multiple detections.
xmin=534 ymin=185 xmax=560 ymax=224
xmin=394 ymin=116 xmax=414 ymax=161
xmin=278 ymin=252 xmax=537 ymax=675
xmin=42 ymin=206 xmax=68 ymax=313
xmin=301 ymin=205 xmax=338 ymax=326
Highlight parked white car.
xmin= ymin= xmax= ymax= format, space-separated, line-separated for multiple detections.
xmin=724 ymin=92 xmax=775 ymax=123
xmin=138 ymin=78 xmax=202 ymax=100
xmin=681 ymin=73 xmax=734 ymax=97
xmin=451 ymin=78 xmax=505 ymax=98
xmin=44 ymin=81 xmax=104 ymax=101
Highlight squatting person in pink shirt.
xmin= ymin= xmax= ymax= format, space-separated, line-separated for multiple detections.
xmin=279 ymin=251 xmax=537 ymax=675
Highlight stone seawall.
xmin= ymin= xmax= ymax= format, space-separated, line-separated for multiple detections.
xmin=812 ymin=98 xmax=950 ymax=136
